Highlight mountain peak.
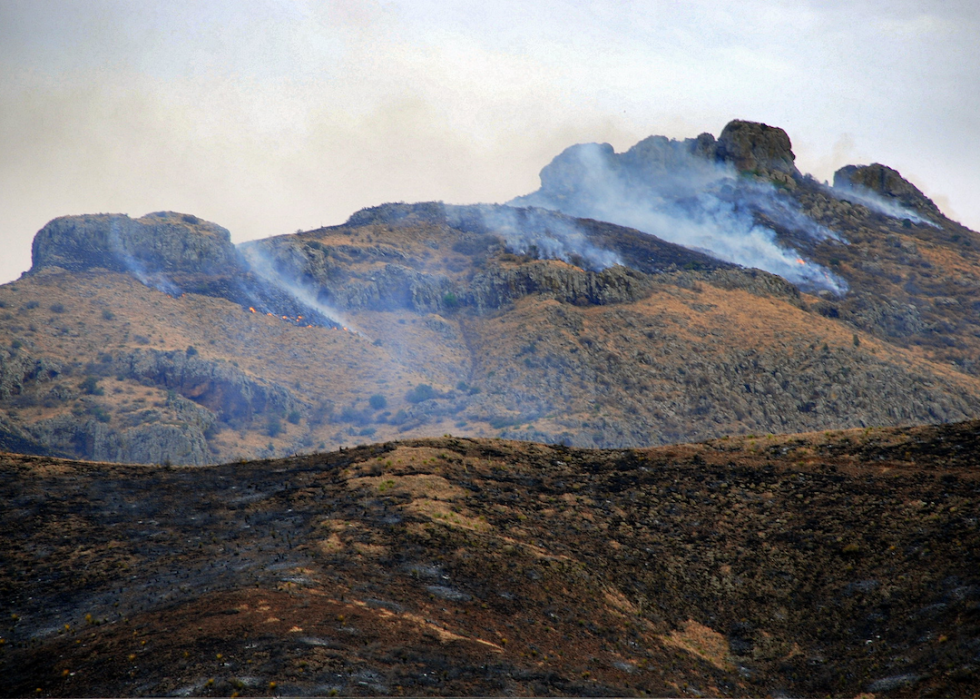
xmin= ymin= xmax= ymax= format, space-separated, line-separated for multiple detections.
xmin=715 ymin=119 xmax=800 ymax=182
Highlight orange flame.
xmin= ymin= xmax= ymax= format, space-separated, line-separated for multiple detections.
xmin=248 ymin=307 xmax=256 ymax=313
xmin=267 ymin=312 xmax=274 ymax=317
xmin=796 ymin=258 xmax=805 ymax=265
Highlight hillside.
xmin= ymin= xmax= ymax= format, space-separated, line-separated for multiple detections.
xmin=2 ymin=422 xmax=979 ymax=696
xmin=3 ymin=120 xmax=980 ymax=464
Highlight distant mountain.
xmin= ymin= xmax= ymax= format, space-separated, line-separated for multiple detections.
xmin=3 ymin=120 xmax=980 ymax=464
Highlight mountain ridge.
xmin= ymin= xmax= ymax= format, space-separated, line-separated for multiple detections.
xmin=3 ymin=119 xmax=980 ymax=464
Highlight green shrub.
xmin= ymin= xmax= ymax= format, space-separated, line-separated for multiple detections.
xmin=287 ymin=409 xmax=302 ymax=424
xmin=368 ymin=394 xmax=387 ymax=410
xmin=405 ymin=384 xmax=435 ymax=403
xmin=185 ymin=345 xmax=198 ymax=357
xmin=442 ymin=291 xmax=459 ymax=308
xmin=80 ymin=376 xmax=104 ymax=396
xmin=102 ymin=309 xmax=115 ymax=321
xmin=50 ymin=303 xmax=65 ymax=314
xmin=89 ymin=404 xmax=111 ymax=423
xmin=266 ymin=416 xmax=283 ymax=437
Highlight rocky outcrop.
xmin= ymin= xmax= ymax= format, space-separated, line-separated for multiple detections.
xmin=466 ymin=261 xmax=651 ymax=311
xmin=714 ymin=120 xmax=800 ymax=184
xmin=108 ymin=350 xmax=303 ymax=427
xmin=26 ymin=396 xmax=215 ymax=466
xmin=833 ymin=164 xmax=942 ymax=217
xmin=0 ymin=346 xmax=62 ymax=400
xmin=31 ymin=211 xmax=243 ymax=278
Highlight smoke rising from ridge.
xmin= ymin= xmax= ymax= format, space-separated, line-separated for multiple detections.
xmin=238 ymin=241 xmax=353 ymax=332
xmin=446 ymin=205 xmax=622 ymax=271
xmin=827 ymin=184 xmax=939 ymax=228
xmin=107 ymin=219 xmax=182 ymax=297
xmin=510 ymin=140 xmax=849 ymax=295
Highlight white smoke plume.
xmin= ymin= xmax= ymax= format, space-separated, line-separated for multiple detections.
xmin=826 ymin=184 xmax=939 ymax=228
xmin=238 ymin=241 xmax=353 ymax=332
xmin=107 ymin=218 xmax=182 ymax=297
xmin=447 ymin=205 xmax=622 ymax=271
xmin=510 ymin=141 xmax=849 ymax=295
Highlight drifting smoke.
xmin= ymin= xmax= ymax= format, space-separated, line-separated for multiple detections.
xmin=238 ymin=241 xmax=353 ymax=332
xmin=510 ymin=141 xmax=849 ymax=295
xmin=447 ymin=205 xmax=621 ymax=271
xmin=107 ymin=219 xmax=182 ymax=296
xmin=827 ymin=184 xmax=939 ymax=228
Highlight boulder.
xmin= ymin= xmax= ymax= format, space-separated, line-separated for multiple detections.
xmin=715 ymin=120 xmax=800 ymax=180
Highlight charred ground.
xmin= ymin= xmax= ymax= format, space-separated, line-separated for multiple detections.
xmin=2 ymin=422 xmax=979 ymax=697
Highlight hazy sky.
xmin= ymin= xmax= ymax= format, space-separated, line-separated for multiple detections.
xmin=2 ymin=0 xmax=978 ymax=284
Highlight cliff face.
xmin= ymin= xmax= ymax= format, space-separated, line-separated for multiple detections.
xmin=31 ymin=211 xmax=242 ymax=276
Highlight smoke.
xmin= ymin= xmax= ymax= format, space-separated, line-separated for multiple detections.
xmin=826 ymin=184 xmax=939 ymax=228
xmin=107 ymin=219 xmax=182 ymax=297
xmin=447 ymin=205 xmax=622 ymax=271
xmin=237 ymin=241 xmax=353 ymax=332
xmin=510 ymin=140 xmax=849 ymax=295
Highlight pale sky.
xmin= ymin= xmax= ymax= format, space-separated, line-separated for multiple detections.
xmin=2 ymin=0 xmax=978 ymax=284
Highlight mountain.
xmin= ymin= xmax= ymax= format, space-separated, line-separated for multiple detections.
xmin=3 ymin=422 xmax=979 ymax=696
xmin=3 ymin=120 xmax=980 ymax=464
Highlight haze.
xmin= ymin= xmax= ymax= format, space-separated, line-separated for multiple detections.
xmin=2 ymin=0 xmax=978 ymax=286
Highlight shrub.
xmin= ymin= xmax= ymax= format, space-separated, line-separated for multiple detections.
xmin=287 ymin=410 xmax=302 ymax=425
xmin=50 ymin=303 xmax=65 ymax=313
xmin=368 ymin=394 xmax=387 ymax=410
xmin=23 ymin=300 xmax=39 ymax=310
xmin=442 ymin=291 xmax=459 ymax=308
xmin=102 ymin=309 xmax=115 ymax=321
xmin=89 ymin=404 xmax=111 ymax=423
xmin=266 ymin=416 xmax=283 ymax=437
xmin=185 ymin=345 xmax=198 ymax=357
xmin=10 ymin=339 xmax=22 ymax=350
xmin=80 ymin=376 xmax=104 ymax=396
xmin=405 ymin=384 xmax=435 ymax=403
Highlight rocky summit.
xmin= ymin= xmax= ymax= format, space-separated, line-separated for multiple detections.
xmin=2 ymin=119 xmax=980 ymax=467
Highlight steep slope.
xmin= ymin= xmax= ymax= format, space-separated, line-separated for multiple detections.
xmin=2 ymin=424 xmax=979 ymax=697
xmin=3 ymin=119 xmax=980 ymax=463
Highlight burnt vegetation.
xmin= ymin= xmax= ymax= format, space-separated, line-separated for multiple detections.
xmin=1 ymin=423 xmax=979 ymax=696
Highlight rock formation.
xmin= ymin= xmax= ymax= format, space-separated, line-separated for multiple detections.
xmin=833 ymin=163 xmax=942 ymax=217
xmin=31 ymin=211 xmax=242 ymax=277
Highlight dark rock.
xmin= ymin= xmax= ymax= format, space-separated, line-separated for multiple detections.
xmin=31 ymin=211 xmax=242 ymax=277
xmin=0 ymin=346 xmax=62 ymax=399
xmin=833 ymin=163 xmax=942 ymax=217
xmin=109 ymin=349 xmax=303 ymax=426
xmin=466 ymin=261 xmax=651 ymax=311
xmin=715 ymin=119 xmax=800 ymax=178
